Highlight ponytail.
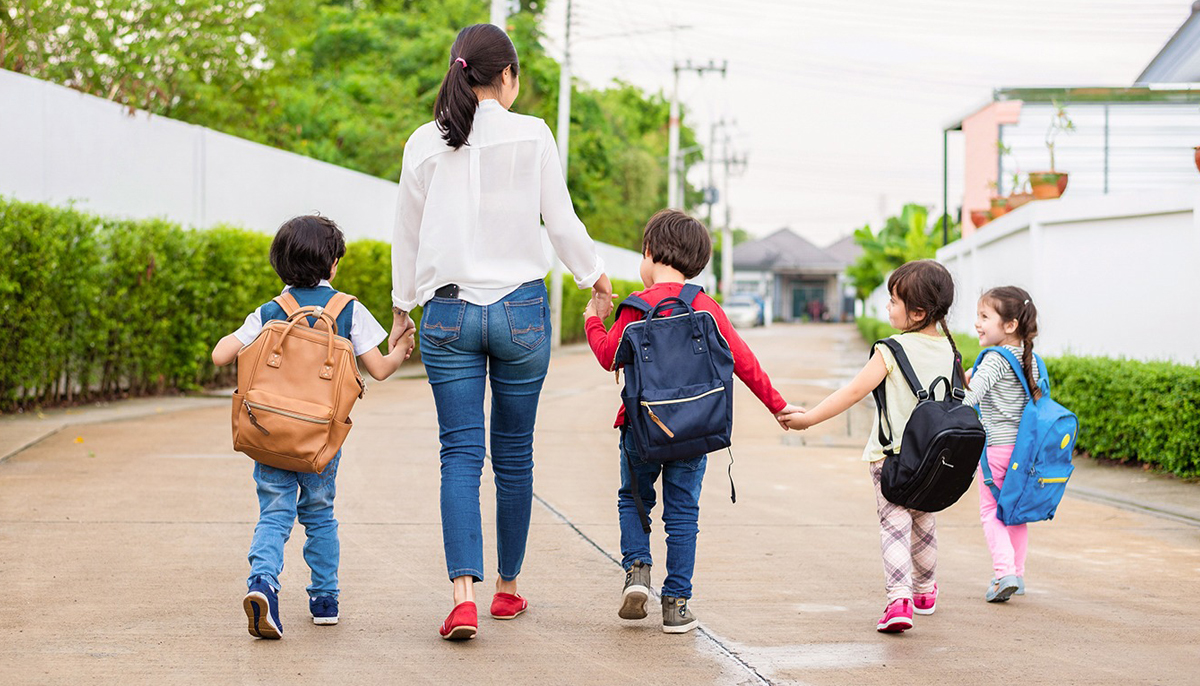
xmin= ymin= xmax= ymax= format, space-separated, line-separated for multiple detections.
xmin=434 ymin=23 xmax=520 ymax=150
xmin=981 ymin=285 xmax=1042 ymax=400
xmin=938 ymin=317 xmax=967 ymax=385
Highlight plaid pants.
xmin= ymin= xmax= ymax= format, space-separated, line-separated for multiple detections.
xmin=870 ymin=459 xmax=937 ymax=601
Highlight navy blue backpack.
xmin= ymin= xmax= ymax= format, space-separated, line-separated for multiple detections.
xmin=614 ymin=284 xmax=735 ymax=531
xmin=973 ymin=347 xmax=1079 ymax=525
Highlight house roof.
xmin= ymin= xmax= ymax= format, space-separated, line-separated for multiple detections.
xmin=1138 ymin=2 xmax=1200 ymax=84
xmin=733 ymin=228 xmax=846 ymax=273
xmin=823 ymin=234 xmax=862 ymax=266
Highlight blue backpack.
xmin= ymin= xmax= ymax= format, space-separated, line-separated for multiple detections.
xmin=973 ymin=347 xmax=1080 ymax=525
xmin=614 ymin=284 xmax=735 ymax=532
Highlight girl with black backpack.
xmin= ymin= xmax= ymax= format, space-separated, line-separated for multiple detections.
xmin=778 ymin=260 xmax=964 ymax=633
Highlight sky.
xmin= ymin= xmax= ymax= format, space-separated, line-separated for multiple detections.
xmin=537 ymin=0 xmax=1191 ymax=246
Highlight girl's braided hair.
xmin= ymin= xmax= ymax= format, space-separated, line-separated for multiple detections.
xmin=981 ymin=285 xmax=1041 ymax=400
xmin=888 ymin=259 xmax=964 ymax=383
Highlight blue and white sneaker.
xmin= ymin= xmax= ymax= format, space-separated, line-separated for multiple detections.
xmin=244 ymin=576 xmax=282 ymax=639
xmin=310 ymin=595 xmax=339 ymax=626
xmin=985 ymin=575 xmax=1020 ymax=603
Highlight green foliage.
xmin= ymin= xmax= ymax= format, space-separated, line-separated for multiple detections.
xmin=846 ymin=204 xmax=961 ymax=302
xmin=0 ymin=196 xmax=392 ymax=410
xmin=553 ymin=277 xmax=643 ymax=345
xmin=1045 ymin=356 xmax=1200 ymax=478
xmin=1 ymin=0 xmax=700 ymax=251
xmin=856 ymin=317 xmax=1200 ymax=478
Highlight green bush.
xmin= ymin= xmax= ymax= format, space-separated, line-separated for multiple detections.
xmin=856 ymin=316 xmax=1200 ymax=477
xmin=856 ymin=317 xmax=981 ymax=366
xmin=0 ymin=196 xmax=645 ymax=409
xmin=1045 ymin=356 xmax=1200 ymax=478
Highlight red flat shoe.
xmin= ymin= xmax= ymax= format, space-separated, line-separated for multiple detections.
xmin=439 ymin=601 xmax=478 ymax=640
xmin=490 ymin=592 xmax=528 ymax=620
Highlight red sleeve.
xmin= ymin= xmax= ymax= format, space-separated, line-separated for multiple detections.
xmin=695 ymin=296 xmax=787 ymax=414
xmin=585 ymin=306 xmax=642 ymax=371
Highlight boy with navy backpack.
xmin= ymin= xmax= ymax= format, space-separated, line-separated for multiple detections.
xmin=964 ymin=287 xmax=1077 ymax=603
xmin=584 ymin=209 xmax=797 ymax=633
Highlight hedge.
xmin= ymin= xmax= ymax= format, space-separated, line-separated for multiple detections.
xmin=0 ymin=197 xmax=643 ymax=410
xmin=856 ymin=317 xmax=1200 ymax=478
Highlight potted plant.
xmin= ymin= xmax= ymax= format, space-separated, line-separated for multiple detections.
xmin=1029 ymin=100 xmax=1075 ymax=199
xmin=987 ymin=181 xmax=1009 ymax=218
xmin=1008 ymin=174 xmax=1034 ymax=209
xmin=970 ymin=209 xmax=991 ymax=228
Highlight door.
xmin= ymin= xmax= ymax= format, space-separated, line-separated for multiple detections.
xmin=791 ymin=286 xmax=826 ymax=321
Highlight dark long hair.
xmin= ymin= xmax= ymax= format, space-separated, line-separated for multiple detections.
xmin=888 ymin=259 xmax=964 ymax=382
xmin=434 ymin=23 xmax=520 ymax=150
xmin=982 ymin=286 xmax=1041 ymax=400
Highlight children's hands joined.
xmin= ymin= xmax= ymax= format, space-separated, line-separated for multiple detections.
xmin=778 ymin=410 xmax=812 ymax=431
xmin=774 ymin=403 xmax=805 ymax=431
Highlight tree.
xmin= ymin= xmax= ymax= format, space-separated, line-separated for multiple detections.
xmin=2 ymin=0 xmax=701 ymax=252
xmin=846 ymin=203 xmax=960 ymax=302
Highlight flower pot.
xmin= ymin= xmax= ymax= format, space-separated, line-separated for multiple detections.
xmin=1028 ymin=171 xmax=1064 ymax=200
xmin=1056 ymin=172 xmax=1069 ymax=196
xmin=1007 ymin=192 xmax=1034 ymax=210
xmin=1194 ymin=146 xmax=1200 ymax=173
xmin=970 ymin=209 xmax=990 ymax=228
xmin=989 ymin=196 xmax=1009 ymax=218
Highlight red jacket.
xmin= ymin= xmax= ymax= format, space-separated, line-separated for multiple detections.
xmin=585 ymin=282 xmax=787 ymax=428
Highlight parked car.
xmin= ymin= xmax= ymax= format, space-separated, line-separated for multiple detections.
xmin=724 ymin=295 xmax=763 ymax=328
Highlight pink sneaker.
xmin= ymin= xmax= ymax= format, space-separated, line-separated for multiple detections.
xmin=913 ymin=583 xmax=938 ymax=616
xmin=876 ymin=598 xmax=913 ymax=633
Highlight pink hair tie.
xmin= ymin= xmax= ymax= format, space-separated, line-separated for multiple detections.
xmin=455 ymin=57 xmax=467 ymax=69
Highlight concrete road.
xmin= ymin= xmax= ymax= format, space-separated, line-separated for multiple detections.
xmin=2 ymin=324 xmax=1198 ymax=685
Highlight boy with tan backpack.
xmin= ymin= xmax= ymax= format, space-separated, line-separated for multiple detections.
xmin=211 ymin=214 xmax=414 ymax=639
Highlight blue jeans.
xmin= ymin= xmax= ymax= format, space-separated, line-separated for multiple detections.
xmin=247 ymin=451 xmax=340 ymax=598
xmin=420 ymin=280 xmax=551 ymax=582
xmin=618 ymin=429 xmax=707 ymax=599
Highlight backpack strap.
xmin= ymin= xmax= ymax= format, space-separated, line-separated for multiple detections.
xmin=322 ymin=292 xmax=357 ymax=321
xmin=869 ymin=338 xmax=926 ymax=457
xmin=973 ymin=346 xmax=1034 ymax=401
xmin=979 ymin=452 xmax=1002 ymax=501
xmin=614 ymin=294 xmax=652 ymax=317
xmin=678 ymin=283 xmax=703 ymax=305
xmin=272 ymin=292 xmax=301 ymax=316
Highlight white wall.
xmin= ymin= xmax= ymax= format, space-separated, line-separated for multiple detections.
xmin=0 ymin=68 xmax=644 ymax=281
xmin=938 ymin=186 xmax=1200 ymax=363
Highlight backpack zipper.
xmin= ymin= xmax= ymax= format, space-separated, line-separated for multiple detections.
xmin=639 ymin=386 xmax=725 ymax=439
xmin=245 ymin=399 xmax=330 ymax=426
xmin=243 ymin=400 xmax=270 ymax=436
xmin=1037 ymin=477 xmax=1069 ymax=486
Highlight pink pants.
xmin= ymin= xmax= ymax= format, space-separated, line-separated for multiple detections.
xmin=979 ymin=444 xmax=1028 ymax=578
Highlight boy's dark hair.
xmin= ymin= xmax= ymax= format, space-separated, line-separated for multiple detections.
xmin=269 ymin=215 xmax=346 ymax=288
xmin=435 ymin=23 xmax=520 ymax=150
xmin=888 ymin=259 xmax=964 ymax=382
xmin=642 ymin=209 xmax=711 ymax=279
xmin=982 ymin=285 xmax=1042 ymax=400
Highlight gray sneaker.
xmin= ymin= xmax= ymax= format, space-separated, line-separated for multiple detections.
xmin=662 ymin=595 xmax=699 ymax=634
xmin=619 ymin=562 xmax=651 ymax=620
xmin=986 ymin=575 xmax=1020 ymax=603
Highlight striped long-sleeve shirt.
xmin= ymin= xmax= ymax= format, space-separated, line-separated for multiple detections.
xmin=963 ymin=345 xmax=1040 ymax=446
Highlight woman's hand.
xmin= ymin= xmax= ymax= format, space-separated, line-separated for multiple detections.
xmin=590 ymin=274 xmax=614 ymax=320
xmin=389 ymin=309 xmax=415 ymax=353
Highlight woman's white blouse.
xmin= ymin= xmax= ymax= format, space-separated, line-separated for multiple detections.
xmin=391 ymin=99 xmax=605 ymax=311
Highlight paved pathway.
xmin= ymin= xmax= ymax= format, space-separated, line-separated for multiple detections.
xmin=2 ymin=324 xmax=1198 ymax=684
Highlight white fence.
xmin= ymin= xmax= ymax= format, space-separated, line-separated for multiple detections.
xmin=0 ymin=68 xmax=643 ymax=281
xmin=936 ymin=187 xmax=1200 ymax=363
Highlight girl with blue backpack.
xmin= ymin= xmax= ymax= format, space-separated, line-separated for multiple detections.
xmin=964 ymin=287 xmax=1076 ymax=604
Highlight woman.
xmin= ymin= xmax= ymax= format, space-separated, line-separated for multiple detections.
xmin=389 ymin=23 xmax=612 ymax=641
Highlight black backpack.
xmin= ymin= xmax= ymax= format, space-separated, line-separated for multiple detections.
xmin=871 ymin=338 xmax=986 ymax=513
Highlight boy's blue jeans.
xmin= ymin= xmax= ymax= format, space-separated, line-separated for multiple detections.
xmin=618 ymin=428 xmax=707 ymax=599
xmin=247 ymin=451 xmax=340 ymax=598
xmin=419 ymin=280 xmax=551 ymax=582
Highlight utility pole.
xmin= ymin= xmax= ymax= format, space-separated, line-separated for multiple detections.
xmin=549 ymin=0 xmax=573 ymax=348
xmin=667 ymin=60 xmax=726 ymax=210
xmin=721 ymin=130 xmax=747 ymax=301
xmin=490 ymin=0 xmax=508 ymax=28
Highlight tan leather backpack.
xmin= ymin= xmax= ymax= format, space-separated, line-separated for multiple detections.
xmin=231 ymin=291 xmax=365 ymax=473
